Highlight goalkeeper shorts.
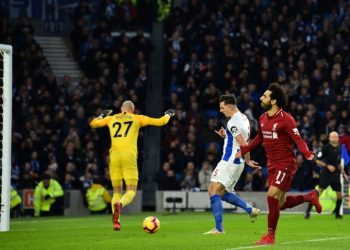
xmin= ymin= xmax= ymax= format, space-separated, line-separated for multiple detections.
xmin=109 ymin=149 xmax=139 ymax=182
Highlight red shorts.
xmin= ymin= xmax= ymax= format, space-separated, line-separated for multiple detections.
xmin=267 ymin=168 xmax=295 ymax=192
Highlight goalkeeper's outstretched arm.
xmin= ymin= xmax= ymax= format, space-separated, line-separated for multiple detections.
xmin=89 ymin=109 xmax=113 ymax=128
xmin=98 ymin=109 xmax=113 ymax=118
xmin=141 ymin=109 xmax=175 ymax=126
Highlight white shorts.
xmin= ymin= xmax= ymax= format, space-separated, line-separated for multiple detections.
xmin=211 ymin=160 xmax=245 ymax=191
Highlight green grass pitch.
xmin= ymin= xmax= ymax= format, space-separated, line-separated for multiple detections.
xmin=1 ymin=212 xmax=350 ymax=249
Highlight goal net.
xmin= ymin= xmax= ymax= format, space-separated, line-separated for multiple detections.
xmin=0 ymin=44 xmax=12 ymax=232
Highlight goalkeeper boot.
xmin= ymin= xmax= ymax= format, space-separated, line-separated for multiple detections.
xmin=112 ymin=202 xmax=122 ymax=231
xmin=255 ymin=234 xmax=275 ymax=245
xmin=309 ymin=189 xmax=322 ymax=214
xmin=249 ymin=207 xmax=260 ymax=223
xmin=203 ymin=228 xmax=225 ymax=235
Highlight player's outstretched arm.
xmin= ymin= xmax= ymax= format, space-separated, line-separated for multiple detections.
xmin=141 ymin=109 xmax=175 ymax=127
xmin=246 ymin=160 xmax=261 ymax=169
xmin=285 ymin=116 xmax=313 ymax=159
xmin=89 ymin=109 xmax=113 ymax=128
xmin=235 ymin=134 xmax=262 ymax=169
xmin=239 ymin=133 xmax=263 ymax=156
xmin=98 ymin=109 xmax=113 ymax=118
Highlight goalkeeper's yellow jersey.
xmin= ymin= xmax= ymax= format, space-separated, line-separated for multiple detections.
xmin=90 ymin=112 xmax=170 ymax=154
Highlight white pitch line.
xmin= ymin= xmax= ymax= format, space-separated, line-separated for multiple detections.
xmin=225 ymin=236 xmax=350 ymax=250
xmin=225 ymin=245 xmax=269 ymax=250
xmin=281 ymin=236 xmax=350 ymax=245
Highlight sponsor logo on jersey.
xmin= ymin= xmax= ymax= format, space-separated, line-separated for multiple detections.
xmin=272 ymin=132 xmax=278 ymax=139
xmin=262 ymin=130 xmax=279 ymax=139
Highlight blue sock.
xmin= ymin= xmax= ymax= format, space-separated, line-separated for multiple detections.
xmin=210 ymin=194 xmax=223 ymax=232
xmin=222 ymin=192 xmax=252 ymax=214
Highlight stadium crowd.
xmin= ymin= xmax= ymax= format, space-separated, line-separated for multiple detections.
xmin=1 ymin=0 xmax=349 ymax=196
xmin=158 ymin=0 xmax=350 ymax=191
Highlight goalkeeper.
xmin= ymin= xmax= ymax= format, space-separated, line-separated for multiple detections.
xmin=89 ymin=100 xmax=175 ymax=231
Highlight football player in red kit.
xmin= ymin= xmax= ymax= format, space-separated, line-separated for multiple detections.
xmin=238 ymin=83 xmax=322 ymax=245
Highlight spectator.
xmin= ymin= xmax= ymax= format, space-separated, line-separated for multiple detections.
xmin=11 ymin=159 xmax=21 ymax=188
xmin=251 ymin=168 xmax=266 ymax=191
xmin=291 ymin=155 xmax=314 ymax=191
xmin=339 ymin=124 xmax=350 ymax=153
xmin=162 ymin=170 xmax=180 ymax=191
xmin=242 ymin=172 xmax=254 ymax=191
xmin=62 ymin=162 xmax=80 ymax=190
xmin=180 ymin=161 xmax=198 ymax=190
xmin=154 ymin=162 xmax=173 ymax=190
xmin=6 ymin=0 xmax=350 ymax=203
xmin=198 ymin=160 xmax=213 ymax=190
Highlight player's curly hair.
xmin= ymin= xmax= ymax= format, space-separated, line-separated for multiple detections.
xmin=267 ymin=83 xmax=288 ymax=108
xmin=219 ymin=94 xmax=237 ymax=105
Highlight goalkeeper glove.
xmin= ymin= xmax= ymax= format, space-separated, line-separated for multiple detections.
xmin=98 ymin=109 xmax=113 ymax=118
xmin=164 ymin=109 xmax=175 ymax=117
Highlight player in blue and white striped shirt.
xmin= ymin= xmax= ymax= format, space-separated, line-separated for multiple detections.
xmin=204 ymin=95 xmax=261 ymax=235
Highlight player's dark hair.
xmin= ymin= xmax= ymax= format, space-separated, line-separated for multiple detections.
xmin=219 ymin=95 xmax=237 ymax=106
xmin=267 ymin=83 xmax=288 ymax=108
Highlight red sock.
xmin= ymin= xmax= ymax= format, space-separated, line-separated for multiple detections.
xmin=280 ymin=195 xmax=304 ymax=210
xmin=267 ymin=196 xmax=280 ymax=236
xmin=304 ymin=191 xmax=316 ymax=202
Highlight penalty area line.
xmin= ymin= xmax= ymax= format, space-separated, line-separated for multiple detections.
xmin=225 ymin=236 xmax=350 ymax=250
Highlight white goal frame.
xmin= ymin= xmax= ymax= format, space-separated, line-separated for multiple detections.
xmin=0 ymin=44 xmax=12 ymax=232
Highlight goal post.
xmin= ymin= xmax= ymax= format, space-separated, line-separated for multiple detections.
xmin=0 ymin=44 xmax=12 ymax=232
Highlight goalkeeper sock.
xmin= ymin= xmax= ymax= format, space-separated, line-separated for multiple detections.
xmin=120 ymin=190 xmax=136 ymax=207
xmin=210 ymin=195 xmax=223 ymax=232
xmin=222 ymin=192 xmax=252 ymax=214
xmin=111 ymin=193 xmax=122 ymax=214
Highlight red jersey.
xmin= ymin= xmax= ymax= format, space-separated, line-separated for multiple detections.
xmin=241 ymin=109 xmax=312 ymax=175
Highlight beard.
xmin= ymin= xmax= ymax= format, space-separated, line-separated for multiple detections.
xmin=261 ymin=101 xmax=272 ymax=110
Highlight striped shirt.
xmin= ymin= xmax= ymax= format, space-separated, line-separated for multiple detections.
xmin=222 ymin=112 xmax=250 ymax=163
